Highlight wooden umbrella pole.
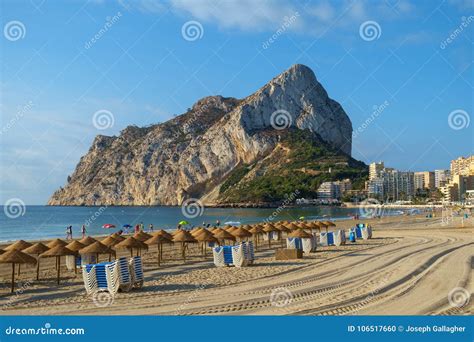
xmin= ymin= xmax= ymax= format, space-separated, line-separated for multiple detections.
xmin=57 ymin=256 xmax=60 ymax=285
xmin=130 ymin=248 xmax=133 ymax=258
xmin=18 ymin=264 xmax=21 ymax=276
xmin=36 ymin=257 xmax=40 ymax=280
xmin=157 ymin=243 xmax=161 ymax=267
xmin=268 ymin=233 xmax=271 ymax=249
xmin=11 ymin=263 xmax=15 ymax=293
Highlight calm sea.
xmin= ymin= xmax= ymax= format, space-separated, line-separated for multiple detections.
xmin=0 ymin=205 xmax=406 ymax=243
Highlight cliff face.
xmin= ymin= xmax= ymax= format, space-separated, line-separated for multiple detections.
xmin=48 ymin=64 xmax=357 ymax=206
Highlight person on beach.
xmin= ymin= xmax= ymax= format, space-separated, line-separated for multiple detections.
xmin=216 ymin=220 xmax=220 ymax=227
xmin=140 ymin=222 xmax=144 ymax=231
xmin=81 ymin=224 xmax=86 ymax=238
xmin=135 ymin=224 xmax=140 ymax=233
xmin=149 ymin=223 xmax=154 ymax=232
xmin=66 ymin=226 xmax=72 ymax=240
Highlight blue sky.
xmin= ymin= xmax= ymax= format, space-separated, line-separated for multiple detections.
xmin=1 ymin=0 xmax=473 ymax=204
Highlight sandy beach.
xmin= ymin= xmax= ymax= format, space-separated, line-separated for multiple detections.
xmin=0 ymin=215 xmax=472 ymax=316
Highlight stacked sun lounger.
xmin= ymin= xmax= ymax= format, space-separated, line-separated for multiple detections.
xmin=287 ymin=236 xmax=316 ymax=253
xmin=319 ymin=232 xmax=335 ymax=246
xmin=361 ymin=226 xmax=372 ymax=240
xmin=82 ymin=256 xmax=140 ymax=295
xmin=333 ymin=230 xmax=346 ymax=246
xmin=301 ymin=235 xmax=317 ymax=253
xmin=213 ymin=242 xmax=254 ymax=267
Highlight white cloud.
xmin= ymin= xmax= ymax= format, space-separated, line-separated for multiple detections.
xmin=170 ymin=0 xmax=301 ymax=31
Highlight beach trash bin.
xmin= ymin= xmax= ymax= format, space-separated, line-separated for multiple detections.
xmin=349 ymin=231 xmax=356 ymax=243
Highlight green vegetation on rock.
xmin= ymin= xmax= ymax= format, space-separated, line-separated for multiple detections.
xmin=219 ymin=129 xmax=368 ymax=203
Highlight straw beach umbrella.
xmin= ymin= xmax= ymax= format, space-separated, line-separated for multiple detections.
xmin=231 ymin=227 xmax=252 ymax=242
xmin=65 ymin=241 xmax=85 ymax=274
xmin=133 ymin=231 xmax=152 ymax=242
xmin=323 ymin=221 xmax=336 ymax=232
xmin=115 ymin=236 xmax=148 ymax=257
xmin=78 ymin=236 xmax=97 ymax=246
xmin=145 ymin=234 xmax=172 ymax=266
xmin=79 ymin=241 xmax=115 ymax=263
xmin=153 ymin=229 xmax=173 ymax=240
xmin=248 ymin=225 xmax=263 ymax=250
xmin=40 ymin=246 xmax=76 ymax=285
xmin=46 ymin=239 xmax=68 ymax=249
xmin=288 ymin=229 xmax=313 ymax=239
xmin=110 ymin=233 xmax=125 ymax=242
xmin=101 ymin=235 xmax=119 ymax=248
xmin=5 ymin=240 xmax=33 ymax=276
xmin=212 ymin=228 xmax=236 ymax=245
xmin=193 ymin=230 xmax=217 ymax=256
xmin=172 ymin=230 xmax=196 ymax=262
xmin=5 ymin=240 xmax=32 ymax=251
xmin=22 ymin=243 xmax=49 ymax=263
xmin=262 ymin=225 xmax=278 ymax=248
xmin=0 ymin=250 xmax=36 ymax=293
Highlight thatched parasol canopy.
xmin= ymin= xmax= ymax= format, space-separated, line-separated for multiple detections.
xmin=0 ymin=250 xmax=37 ymax=292
xmin=115 ymin=236 xmax=148 ymax=257
xmin=78 ymin=236 xmax=97 ymax=246
xmin=288 ymin=230 xmax=313 ymax=239
xmin=22 ymin=242 xmax=49 ymax=255
xmin=194 ymin=230 xmax=217 ymax=242
xmin=40 ymin=246 xmax=76 ymax=284
xmin=133 ymin=231 xmax=152 ymax=242
xmin=286 ymin=222 xmax=300 ymax=230
xmin=23 ymin=242 xmax=50 ymax=280
xmin=65 ymin=240 xmax=86 ymax=252
xmin=110 ymin=233 xmax=125 ymax=242
xmin=5 ymin=240 xmax=32 ymax=251
xmin=322 ymin=220 xmax=336 ymax=227
xmin=153 ymin=229 xmax=173 ymax=240
xmin=46 ymin=238 xmax=68 ymax=249
xmin=173 ymin=230 xmax=196 ymax=262
xmin=212 ymin=228 xmax=236 ymax=241
xmin=231 ymin=227 xmax=252 ymax=239
xmin=101 ymin=235 xmax=119 ymax=247
xmin=145 ymin=234 xmax=172 ymax=267
xmin=79 ymin=241 xmax=114 ymax=255
xmin=172 ymin=230 xmax=197 ymax=243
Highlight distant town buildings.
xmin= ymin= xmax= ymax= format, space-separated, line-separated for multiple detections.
xmin=440 ymin=155 xmax=474 ymax=202
xmin=414 ymin=171 xmax=435 ymax=191
xmin=450 ymin=156 xmax=474 ymax=176
xmin=434 ymin=169 xmax=450 ymax=188
xmin=317 ymin=179 xmax=352 ymax=200
xmin=366 ymin=155 xmax=473 ymax=204
xmin=367 ymin=163 xmax=415 ymax=201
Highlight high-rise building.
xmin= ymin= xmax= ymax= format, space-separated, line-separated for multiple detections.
xmin=369 ymin=162 xmax=384 ymax=180
xmin=367 ymin=163 xmax=414 ymax=201
xmin=440 ymin=175 xmax=474 ymax=202
xmin=434 ymin=169 xmax=450 ymax=188
xmin=414 ymin=171 xmax=435 ymax=191
xmin=450 ymin=156 xmax=474 ymax=176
